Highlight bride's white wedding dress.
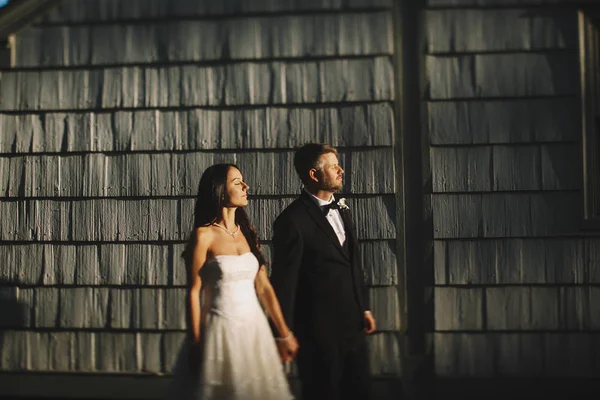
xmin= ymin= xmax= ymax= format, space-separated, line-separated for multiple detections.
xmin=166 ymin=252 xmax=293 ymax=400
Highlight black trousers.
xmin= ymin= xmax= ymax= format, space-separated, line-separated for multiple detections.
xmin=296 ymin=333 xmax=371 ymax=400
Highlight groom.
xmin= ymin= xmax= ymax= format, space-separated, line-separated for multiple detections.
xmin=269 ymin=143 xmax=376 ymax=400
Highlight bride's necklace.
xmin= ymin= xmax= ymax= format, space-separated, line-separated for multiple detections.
xmin=212 ymin=222 xmax=240 ymax=237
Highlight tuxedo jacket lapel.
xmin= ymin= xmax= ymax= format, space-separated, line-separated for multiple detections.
xmin=299 ymin=192 xmax=350 ymax=261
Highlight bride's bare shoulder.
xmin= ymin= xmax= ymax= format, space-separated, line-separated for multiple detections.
xmin=192 ymin=225 xmax=216 ymax=246
xmin=195 ymin=225 xmax=215 ymax=236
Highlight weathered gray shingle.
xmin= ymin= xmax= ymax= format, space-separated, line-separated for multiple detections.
xmin=33 ymin=287 xmax=59 ymax=328
xmin=0 ymin=330 xmax=402 ymax=374
xmin=432 ymin=144 xmax=579 ymax=192
xmin=426 ymin=9 xmax=577 ymax=53
xmin=94 ymin=333 xmax=138 ymax=372
xmin=162 ymin=332 xmax=186 ymax=373
xmin=0 ymin=245 xmax=44 ymax=285
xmin=42 ymin=0 xmax=393 ymax=24
xmin=58 ymin=287 xmax=110 ymax=328
xmin=491 ymin=146 xmax=542 ymax=191
xmin=360 ymin=240 xmax=398 ymax=285
xmin=434 ymin=333 xmax=495 ymax=376
xmin=585 ymin=238 xmax=600 ymax=283
xmin=367 ymin=332 xmax=402 ymax=376
xmin=428 ymin=0 xmax=566 ymax=6
xmin=0 ymin=196 xmax=395 ymax=241
xmin=428 ymin=99 xmax=578 ymax=145
xmin=2 ymin=148 xmax=395 ymax=198
xmin=486 ymin=287 xmax=559 ymax=330
xmin=545 ymin=240 xmax=586 ymax=283
xmin=16 ymin=13 xmax=393 ymax=67
xmin=434 ymin=238 xmax=591 ymax=285
xmin=0 ymin=287 xmax=27 ymax=328
xmin=0 ymin=241 xmax=396 ymax=286
xmin=432 ymin=193 xmax=579 ymax=238
xmin=431 ymin=147 xmax=492 ymax=192
xmin=0 ymin=330 xmax=28 ymax=370
xmin=432 ymin=331 xmax=600 ymax=377
xmin=495 ymin=333 xmax=545 ymax=375
xmin=543 ymin=333 xmax=598 ymax=377
xmin=139 ymin=333 xmax=163 ymax=373
xmin=558 ymin=287 xmax=595 ymax=330
xmin=436 ymin=332 xmax=600 ymax=377
xmin=369 ymin=287 xmax=401 ymax=331
xmin=434 ymin=287 xmax=483 ymax=330
xmin=0 ymin=104 xmax=394 ymax=153
xmin=427 ymin=53 xmax=578 ymax=99
xmin=103 ymin=288 xmax=186 ymax=330
xmin=0 ymin=58 xmax=394 ymax=111
xmin=540 ymin=144 xmax=580 ymax=190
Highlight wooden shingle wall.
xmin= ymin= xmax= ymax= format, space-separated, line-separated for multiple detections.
xmin=426 ymin=1 xmax=600 ymax=378
xmin=0 ymin=0 xmax=403 ymax=395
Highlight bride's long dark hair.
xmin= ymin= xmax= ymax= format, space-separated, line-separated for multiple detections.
xmin=182 ymin=163 xmax=267 ymax=267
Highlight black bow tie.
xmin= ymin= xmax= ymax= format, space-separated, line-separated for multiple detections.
xmin=321 ymin=202 xmax=340 ymax=215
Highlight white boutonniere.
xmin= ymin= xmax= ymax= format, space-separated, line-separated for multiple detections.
xmin=337 ymin=198 xmax=349 ymax=210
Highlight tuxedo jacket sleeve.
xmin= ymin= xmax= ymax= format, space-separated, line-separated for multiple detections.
xmin=344 ymin=208 xmax=370 ymax=313
xmin=269 ymin=212 xmax=303 ymax=333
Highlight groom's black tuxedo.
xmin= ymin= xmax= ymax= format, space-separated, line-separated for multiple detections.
xmin=270 ymin=191 xmax=371 ymax=400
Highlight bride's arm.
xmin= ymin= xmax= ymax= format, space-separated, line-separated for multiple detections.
xmin=186 ymin=228 xmax=211 ymax=344
xmin=255 ymin=267 xmax=291 ymax=337
xmin=255 ymin=267 xmax=299 ymax=360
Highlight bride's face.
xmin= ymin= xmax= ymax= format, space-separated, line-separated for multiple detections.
xmin=225 ymin=167 xmax=249 ymax=207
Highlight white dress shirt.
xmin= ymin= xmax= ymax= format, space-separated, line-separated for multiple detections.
xmin=307 ymin=191 xmax=346 ymax=246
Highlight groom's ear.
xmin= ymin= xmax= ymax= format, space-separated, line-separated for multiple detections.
xmin=308 ymin=168 xmax=320 ymax=183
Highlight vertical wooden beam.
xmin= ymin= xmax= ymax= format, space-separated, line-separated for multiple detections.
xmin=392 ymin=0 xmax=432 ymax=398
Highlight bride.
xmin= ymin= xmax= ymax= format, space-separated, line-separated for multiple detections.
xmin=167 ymin=163 xmax=298 ymax=400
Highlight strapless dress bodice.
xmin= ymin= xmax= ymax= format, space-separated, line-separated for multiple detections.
xmin=201 ymin=252 xmax=262 ymax=320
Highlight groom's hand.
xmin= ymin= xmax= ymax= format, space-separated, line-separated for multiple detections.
xmin=276 ymin=335 xmax=299 ymax=362
xmin=364 ymin=311 xmax=376 ymax=334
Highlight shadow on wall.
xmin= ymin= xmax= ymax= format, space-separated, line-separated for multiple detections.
xmin=0 ymin=279 xmax=29 ymax=327
xmin=520 ymin=7 xmax=581 ymax=124
xmin=0 ymin=278 xmax=30 ymax=368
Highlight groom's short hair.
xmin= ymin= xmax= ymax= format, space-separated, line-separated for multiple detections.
xmin=293 ymin=143 xmax=338 ymax=184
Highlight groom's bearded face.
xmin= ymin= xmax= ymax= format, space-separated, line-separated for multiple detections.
xmin=315 ymin=153 xmax=344 ymax=192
